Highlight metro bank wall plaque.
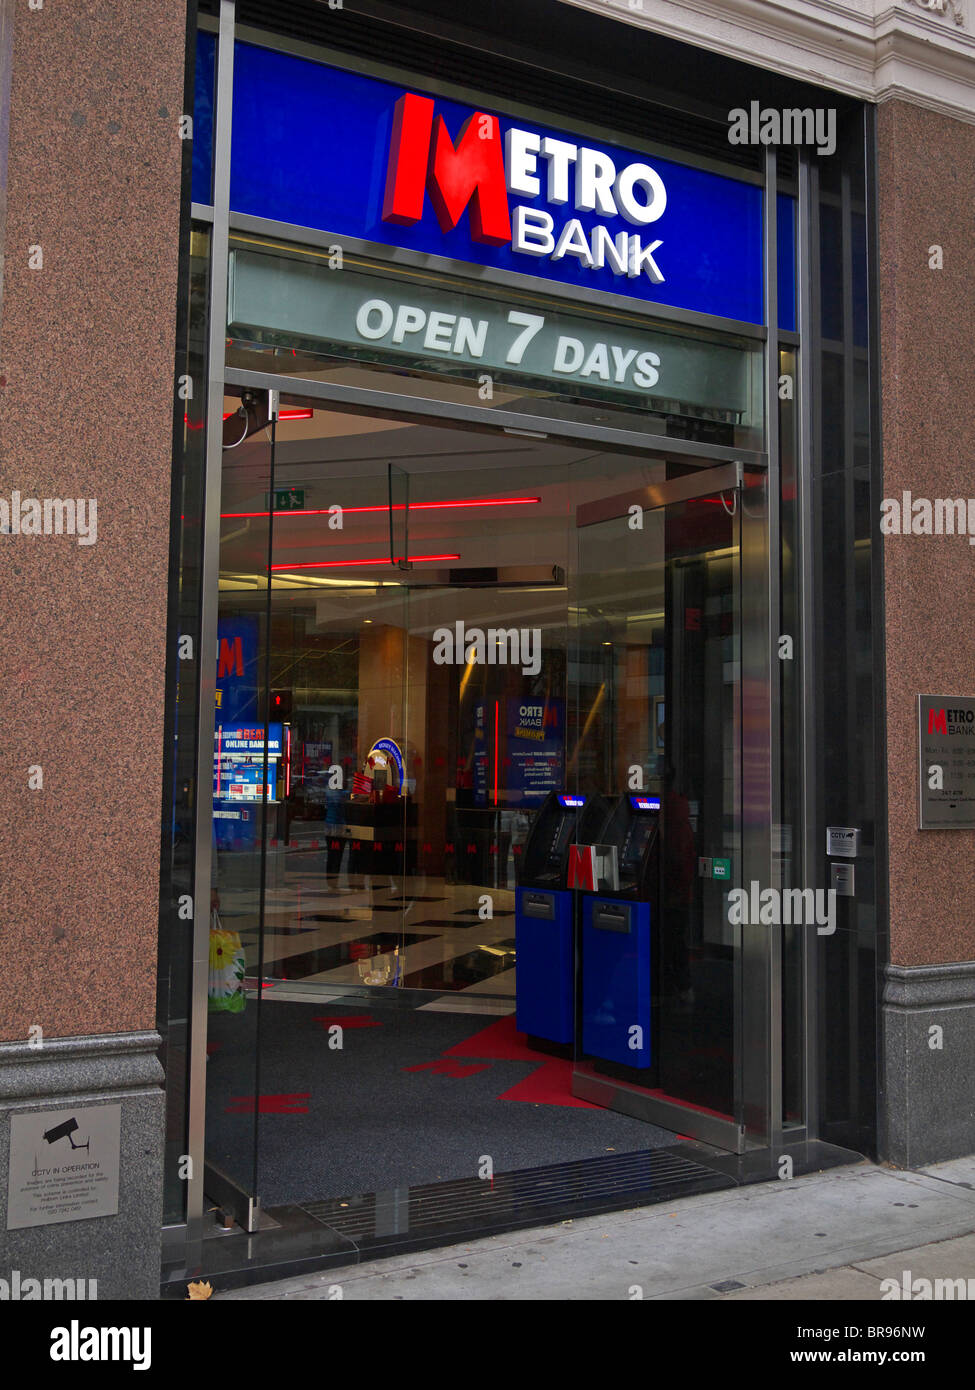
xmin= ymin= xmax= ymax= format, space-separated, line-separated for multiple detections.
xmin=6 ymin=1104 xmax=121 ymax=1229
xmin=918 ymin=695 xmax=975 ymax=829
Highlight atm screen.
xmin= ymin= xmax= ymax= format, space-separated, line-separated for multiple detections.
xmin=621 ymin=816 xmax=658 ymax=887
xmin=545 ymin=814 xmax=576 ymax=872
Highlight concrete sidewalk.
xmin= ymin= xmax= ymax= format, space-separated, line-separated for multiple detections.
xmin=218 ymin=1156 xmax=975 ymax=1300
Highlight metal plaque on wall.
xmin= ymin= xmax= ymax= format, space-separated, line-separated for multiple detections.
xmin=918 ymin=694 xmax=975 ymax=829
xmin=6 ymin=1104 xmax=121 ymax=1230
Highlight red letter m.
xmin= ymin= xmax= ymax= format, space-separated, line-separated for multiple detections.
xmin=568 ymin=845 xmax=596 ymax=891
xmin=929 ymin=708 xmax=948 ymax=735
xmin=382 ymin=93 xmax=511 ymax=246
xmin=218 ymin=636 xmax=244 ymax=678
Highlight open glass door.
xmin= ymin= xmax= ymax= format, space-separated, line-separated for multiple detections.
xmin=203 ymin=393 xmax=276 ymax=1229
xmin=205 ymin=396 xmax=415 ymax=1227
xmin=570 ymin=462 xmax=769 ymax=1153
xmin=202 ymin=396 xmax=772 ymax=1230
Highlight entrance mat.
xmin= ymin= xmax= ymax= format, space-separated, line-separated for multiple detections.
xmin=259 ymin=931 xmax=436 ymax=982
xmin=205 ymin=1000 xmax=678 ymax=1208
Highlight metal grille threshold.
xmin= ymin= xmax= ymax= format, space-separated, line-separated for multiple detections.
xmin=300 ymin=1146 xmax=733 ymax=1246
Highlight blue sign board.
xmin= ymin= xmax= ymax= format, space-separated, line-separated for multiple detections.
xmin=214 ymin=40 xmax=765 ymax=324
xmin=507 ymin=698 xmax=564 ymax=808
xmin=215 ymin=614 xmax=259 ymax=725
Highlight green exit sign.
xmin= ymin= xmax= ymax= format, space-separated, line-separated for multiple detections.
xmin=712 ymin=857 xmax=732 ymax=881
xmin=268 ymin=488 xmax=304 ymax=511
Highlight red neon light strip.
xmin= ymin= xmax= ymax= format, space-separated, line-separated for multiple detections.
xmin=270 ymin=552 xmax=460 ymax=572
xmin=222 ymin=496 xmax=541 ymax=520
xmin=220 ymin=409 xmax=313 ymax=421
xmin=183 ymin=408 xmax=314 ymax=430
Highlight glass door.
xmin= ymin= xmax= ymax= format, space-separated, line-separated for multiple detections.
xmin=203 ymin=395 xmax=276 ymax=1228
xmin=205 ymin=400 xmax=415 ymax=1226
xmin=570 ymin=463 xmax=770 ymax=1152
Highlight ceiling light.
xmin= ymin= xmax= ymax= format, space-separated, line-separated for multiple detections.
xmin=222 ymin=496 xmax=541 ymax=520
xmin=270 ymin=553 xmax=460 ymax=572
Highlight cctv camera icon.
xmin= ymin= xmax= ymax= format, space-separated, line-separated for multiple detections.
xmin=42 ymin=1117 xmax=90 ymax=1152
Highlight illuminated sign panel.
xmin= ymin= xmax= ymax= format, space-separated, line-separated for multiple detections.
xmin=228 ymin=42 xmax=765 ymax=324
xmin=228 ymin=250 xmax=757 ymax=416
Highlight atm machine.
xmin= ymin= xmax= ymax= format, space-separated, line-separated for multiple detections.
xmin=515 ymin=791 xmax=610 ymax=1047
xmin=580 ymin=793 xmax=661 ymax=1070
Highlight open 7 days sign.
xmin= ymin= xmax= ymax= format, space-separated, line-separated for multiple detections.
xmin=227 ymin=42 xmax=767 ymax=324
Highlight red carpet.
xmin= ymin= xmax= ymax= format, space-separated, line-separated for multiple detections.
xmin=314 ymin=1014 xmax=382 ymax=1030
xmin=444 ymin=1015 xmax=599 ymax=1109
xmin=226 ymin=1093 xmax=310 ymax=1114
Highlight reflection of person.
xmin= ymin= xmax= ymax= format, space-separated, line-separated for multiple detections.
xmin=661 ymin=766 xmax=695 ymax=1002
xmin=324 ymin=779 xmax=346 ymax=885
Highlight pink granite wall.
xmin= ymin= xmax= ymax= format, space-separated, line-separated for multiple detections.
xmin=0 ymin=1 xmax=186 ymax=1038
xmin=878 ymin=99 xmax=975 ymax=967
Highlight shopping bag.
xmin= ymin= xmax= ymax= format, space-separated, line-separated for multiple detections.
xmin=208 ymin=910 xmax=246 ymax=1014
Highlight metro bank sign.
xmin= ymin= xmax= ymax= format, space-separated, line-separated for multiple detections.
xmin=383 ymin=93 xmax=669 ymax=284
xmin=225 ymin=42 xmax=766 ymax=324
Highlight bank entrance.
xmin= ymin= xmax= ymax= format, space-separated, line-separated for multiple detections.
xmin=200 ymin=391 xmax=775 ymax=1230
xmin=153 ymin=0 xmax=885 ymax=1286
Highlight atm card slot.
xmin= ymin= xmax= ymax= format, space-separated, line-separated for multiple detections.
xmin=524 ymin=894 xmax=556 ymax=920
xmin=593 ymin=902 xmax=632 ymax=933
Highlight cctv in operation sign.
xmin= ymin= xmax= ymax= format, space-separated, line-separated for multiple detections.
xmin=6 ymin=1104 xmax=121 ymax=1229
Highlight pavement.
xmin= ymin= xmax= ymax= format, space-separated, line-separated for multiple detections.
xmin=218 ymin=1154 xmax=975 ymax=1300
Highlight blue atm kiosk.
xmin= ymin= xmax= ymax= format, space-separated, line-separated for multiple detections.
xmin=581 ymin=794 xmax=661 ymax=1069
xmin=515 ymin=791 xmax=609 ymax=1047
